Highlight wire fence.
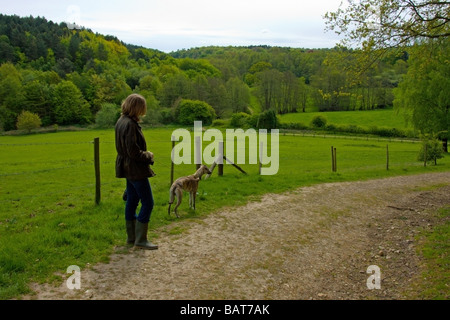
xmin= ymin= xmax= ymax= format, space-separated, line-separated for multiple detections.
xmin=0 ymin=133 xmax=426 ymax=207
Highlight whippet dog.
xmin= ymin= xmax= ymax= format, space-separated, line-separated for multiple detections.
xmin=168 ymin=165 xmax=211 ymax=218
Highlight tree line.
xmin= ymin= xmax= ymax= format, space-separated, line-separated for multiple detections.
xmin=0 ymin=14 xmax=409 ymax=132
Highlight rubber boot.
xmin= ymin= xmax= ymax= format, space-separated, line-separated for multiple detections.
xmin=126 ymin=220 xmax=136 ymax=245
xmin=134 ymin=221 xmax=158 ymax=250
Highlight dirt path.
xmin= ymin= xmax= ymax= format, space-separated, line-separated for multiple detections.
xmin=26 ymin=172 xmax=450 ymax=300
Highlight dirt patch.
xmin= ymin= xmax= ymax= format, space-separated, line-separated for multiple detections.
xmin=24 ymin=172 xmax=450 ymax=300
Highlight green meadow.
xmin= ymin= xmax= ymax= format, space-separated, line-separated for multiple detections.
xmin=0 ymin=127 xmax=449 ymax=299
xmin=279 ymin=108 xmax=413 ymax=130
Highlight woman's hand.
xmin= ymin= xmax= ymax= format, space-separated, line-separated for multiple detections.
xmin=147 ymin=151 xmax=155 ymax=165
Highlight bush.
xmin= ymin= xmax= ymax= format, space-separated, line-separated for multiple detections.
xmin=211 ymin=119 xmax=229 ymax=127
xmin=257 ymin=109 xmax=279 ymax=130
xmin=248 ymin=114 xmax=260 ymax=129
xmin=16 ymin=111 xmax=42 ymax=133
xmin=325 ymin=123 xmax=338 ymax=132
xmin=230 ymin=112 xmax=251 ymax=128
xmin=160 ymin=108 xmax=175 ymax=125
xmin=417 ymin=135 xmax=444 ymax=165
xmin=310 ymin=115 xmax=327 ymax=128
xmin=176 ymin=99 xmax=216 ymax=125
xmin=279 ymin=122 xmax=308 ymax=130
xmin=95 ymin=103 xmax=120 ymax=128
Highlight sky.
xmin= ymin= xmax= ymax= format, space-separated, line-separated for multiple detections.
xmin=0 ymin=0 xmax=344 ymax=52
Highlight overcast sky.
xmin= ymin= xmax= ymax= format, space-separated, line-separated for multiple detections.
xmin=1 ymin=0 xmax=344 ymax=52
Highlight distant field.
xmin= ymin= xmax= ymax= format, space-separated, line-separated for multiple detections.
xmin=0 ymin=127 xmax=448 ymax=299
xmin=280 ymin=108 xmax=412 ymax=130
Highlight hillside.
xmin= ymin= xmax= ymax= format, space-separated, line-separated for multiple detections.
xmin=0 ymin=14 xmax=409 ymax=133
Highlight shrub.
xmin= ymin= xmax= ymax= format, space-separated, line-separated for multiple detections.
xmin=257 ymin=109 xmax=279 ymax=130
xmin=16 ymin=111 xmax=42 ymax=133
xmin=95 ymin=103 xmax=120 ymax=128
xmin=230 ymin=112 xmax=251 ymax=128
xmin=248 ymin=114 xmax=260 ymax=129
xmin=176 ymin=99 xmax=216 ymax=125
xmin=279 ymin=122 xmax=308 ymax=130
xmin=325 ymin=123 xmax=338 ymax=132
xmin=211 ymin=119 xmax=229 ymax=127
xmin=310 ymin=115 xmax=327 ymax=128
xmin=344 ymin=124 xmax=365 ymax=134
xmin=160 ymin=108 xmax=175 ymax=124
xmin=417 ymin=135 xmax=444 ymax=165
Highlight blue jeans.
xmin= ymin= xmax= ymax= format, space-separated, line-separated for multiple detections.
xmin=125 ymin=178 xmax=154 ymax=224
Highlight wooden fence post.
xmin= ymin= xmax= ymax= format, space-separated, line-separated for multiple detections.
xmin=259 ymin=141 xmax=263 ymax=175
xmin=171 ymin=136 xmax=176 ymax=186
xmin=331 ymin=146 xmax=337 ymax=172
xmin=334 ymin=147 xmax=337 ymax=172
xmin=386 ymin=144 xmax=389 ymax=171
xmin=94 ymin=137 xmax=101 ymax=205
xmin=331 ymin=146 xmax=334 ymax=172
xmin=218 ymin=141 xmax=224 ymax=176
xmin=195 ymin=136 xmax=201 ymax=170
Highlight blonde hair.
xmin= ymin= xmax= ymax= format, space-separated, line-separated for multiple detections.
xmin=121 ymin=94 xmax=147 ymax=121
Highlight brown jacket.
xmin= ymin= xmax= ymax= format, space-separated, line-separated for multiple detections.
xmin=115 ymin=115 xmax=155 ymax=180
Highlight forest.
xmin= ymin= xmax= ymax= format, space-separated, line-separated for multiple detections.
xmin=0 ymin=13 xmax=423 ymax=132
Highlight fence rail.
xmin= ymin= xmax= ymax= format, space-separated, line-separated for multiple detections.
xmin=0 ymin=134 xmax=429 ymax=208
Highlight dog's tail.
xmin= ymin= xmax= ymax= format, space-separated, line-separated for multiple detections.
xmin=169 ymin=184 xmax=177 ymax=205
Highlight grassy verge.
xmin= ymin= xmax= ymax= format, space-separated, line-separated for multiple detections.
xmin=279 ymin=108 xmax=412 ymax=130
xmin=0 ymin=128 xmax=449 ymax=299
xmin=409 ymin=206 xmax=449 ymax=300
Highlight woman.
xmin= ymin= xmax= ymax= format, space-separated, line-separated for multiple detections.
xmin=115 ymin=93 xmax=158 ymax=250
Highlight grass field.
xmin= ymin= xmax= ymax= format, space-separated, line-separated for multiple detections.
xmin=0 ymin=127 xmax=449 ymax=299
xmin=279 ymin=108 xmax=413 ymax=130
xmin=411 ymin=205 xmax=450 ymax=300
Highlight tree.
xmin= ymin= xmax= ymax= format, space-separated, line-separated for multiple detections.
xmin=23 ymin=79 xmax=53 ymax=125
xmin=417 ymin=134 xmax=444 ymax=165
xmin=16 ymin=110 xmax=42 ymax=133
xmin=175 ymin=99 xmax=216 ymax=125
xmin=95 ymin=103 xmax=120 ymax=128
xmin=206 ymin=77 xmax=229 ymax=119
xmin=325 ymin=1 xmax=449 ymax=150
xmin=0 ymin=62 xmax=25 ymax=130
xmin=257 ymin=109 xmax=279 ymax=130
xmin=226 ymin=77 xmax=251 ymax=113
xmin=158 ymin=73 xmax=192 ymax=108
xmin=51 ymin=80 xmax=91 ymax=125
xmin=394 ymin=39 xmax=449 ymax=152
xmin=0 ymin=35 xmax=16 ymax=63
xmin=255 ymin=69 xmax=283 ymax=111
xmin=325 ymin=0 xmax=450 ymax=51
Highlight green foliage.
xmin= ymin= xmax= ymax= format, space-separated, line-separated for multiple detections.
xmin=52 ymin=80 xmax=91 ymax=125
xmin=178 ymin=58 xmax=221 ymax=78
xmin=16 ymin=110 xmax=42 ymax=133
xmin=325 ymin=0 xmax=449 ymax=51
xmin=394 ymin=40 xmax=450 ymax=144
xmin=310 ymin=115 xmax=328 ymax=128
xmin=176 ymin=99 xmax=216 ymax=125
xmin=95 ymin=103 xmax=120 ymax=128
xmin=211 ymin=119 xmax=229 ymax=127
xmin=0 ymin=13 xmax=445 ymax=136
xmin=159 ymin=107 xmax=175 ymax=125
xmin=257 ymin=109 xmax=279 ymax=130
xmin=418 ymin=135 xmax=444 ymax=165
xmin=230 ymin=112 xmax=251 ymax=128
xmin=0 ymin=63 xmax=24 ymax=130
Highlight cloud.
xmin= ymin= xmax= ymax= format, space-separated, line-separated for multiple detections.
xmin=1 ymin=0 xmax=343 ymax=51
